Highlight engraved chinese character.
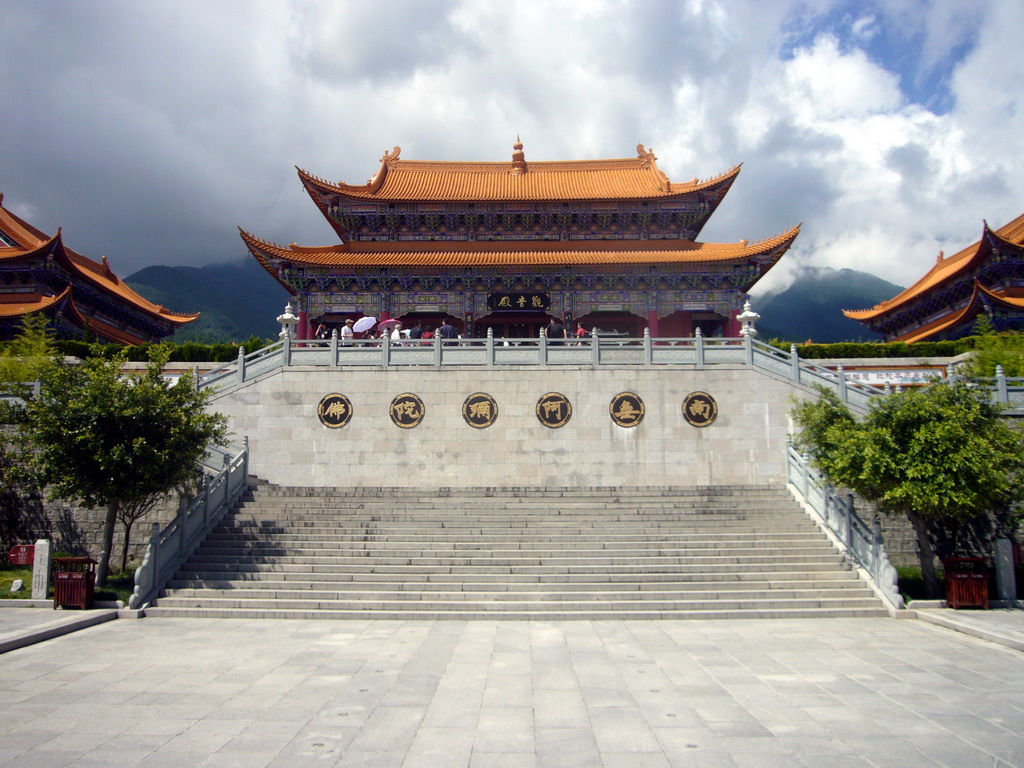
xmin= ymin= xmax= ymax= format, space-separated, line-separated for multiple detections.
xmin=469 ymin=401 xmax=492 ymax=421
xmin=497 ymin=296 xmax=511 ymax=308
xmin=688 ymin=399 xmax=711 ymax=419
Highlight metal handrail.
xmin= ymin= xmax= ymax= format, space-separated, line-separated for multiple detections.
xmin=786 ymin=444 xmax=904 ymax=610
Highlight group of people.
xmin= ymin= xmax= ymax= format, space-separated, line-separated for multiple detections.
xmin=315 ymin=316 xmax=594 ymax=345
xmin=546 ymin=319 xmax=592 ymax=344
xmin=313 ymin=318 xmax=458 ymax=345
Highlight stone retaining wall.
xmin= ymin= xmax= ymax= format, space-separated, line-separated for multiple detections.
xmin=209 ymin=365 xmax=809 ymax=488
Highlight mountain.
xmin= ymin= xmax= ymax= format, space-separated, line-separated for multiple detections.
xmin=127 ymin=258 xmax=291 ymax=343
xmin=752 ymin=268 xmax=904 ymax=343
xmin=126 ymin=260 xmax=902 ymax=345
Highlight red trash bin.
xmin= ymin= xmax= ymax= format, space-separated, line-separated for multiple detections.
xmin=52 ymin=557 xmax=97 ymax=610
xmin=943 ymin=557 xmax=989 ymax=609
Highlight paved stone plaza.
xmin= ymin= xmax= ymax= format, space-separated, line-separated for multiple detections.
xmin=2 ymin=616 xmax=1024 ymax=767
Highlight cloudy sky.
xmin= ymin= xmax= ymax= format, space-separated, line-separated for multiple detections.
xmin=2 ymin=0 xmax=1022 ymax=296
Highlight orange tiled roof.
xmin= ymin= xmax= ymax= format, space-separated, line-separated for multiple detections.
xmin=844 ymin=212 xmax=1024 ymax=321
xmin=0 ymin=289 xmax=68 ymax=317
xmin=0 ymin=197 xmax=198 ymax=325
xmin=891 ymin=281 xmax=1024 ymax=342
xmin=240 ymin=226 xmax=800 ymax=269
xmin=298 ymin=144 xmax=740 ymax=202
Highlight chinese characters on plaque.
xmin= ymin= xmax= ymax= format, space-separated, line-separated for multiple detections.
xmin=486 ymin=292 xmax=550 ymax=311
xmin=317 ymin=393 xmax=353 ymax=428
xmin=462 ymin=393 xmax=499 ymax=428
xmin=536 ymin=392 xmax=572 ymax=428
xmin=389 ymin=393 xmax=426 ymax=428
xmin=316 ymin=390 xmax=719 ymax=429
xmin=682 ymin=391 xmax=718 ymax=427
xmin=609 ymin=392 xmax=645 ymax=427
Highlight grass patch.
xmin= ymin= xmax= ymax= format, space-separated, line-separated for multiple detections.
xmin=93 ymin=569 xmax=136 ymax=604
xmin=0 ymin=562 xmax=34 ymax=598
xmin=897 ymin=566 xmax=942 ymax=603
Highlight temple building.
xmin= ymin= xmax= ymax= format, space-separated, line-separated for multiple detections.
xmin=0 ymin=194 xmax=198 ymax=344
xmin=242 ymin=141 xmax=799 ymax=339
xmin=845 ymin=213 xmax=1024 ymax=342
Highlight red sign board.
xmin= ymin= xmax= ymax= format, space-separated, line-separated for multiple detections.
xmin=7 ymin=545 xmax=34 ymax=566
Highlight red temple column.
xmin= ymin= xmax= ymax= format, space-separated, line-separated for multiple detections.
xmin=646 ymin=310 xmax=660 ymax=339
xmin=679 ymin=311 xmax=693 ymax=337
xmin=298 ymin=310 xmax=309 ymax=340
xmin=726 ymin=309 xmax=742 ymax=337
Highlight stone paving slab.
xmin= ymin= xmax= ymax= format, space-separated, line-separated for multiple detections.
xmin=913 ymin=607 xmax=1024 ymax=652
xmin=0 ymin=607 xmax=119 ymax=655
xmin=2 ymin=616 xmax=1024 ymax=766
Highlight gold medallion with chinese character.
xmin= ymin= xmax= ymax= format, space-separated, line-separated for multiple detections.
xmin=682 ymin=391 xmax=718 ymax=427
xmin=462 ymin=393 xmax=498 ymax=429
xmin=609 ymin=392 xmax=645 ymax=428
xmin=536 ymin=392 xmax=572 ymax=428
xmin=317 ymin=393 xmax=353 ymax=428
xmin=389 ymin=393 xmax=425 ymax=428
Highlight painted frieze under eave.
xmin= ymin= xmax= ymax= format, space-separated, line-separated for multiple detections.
xmin=239 ymin=225 xmax=799 ymax=296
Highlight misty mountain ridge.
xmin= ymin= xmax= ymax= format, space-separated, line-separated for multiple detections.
xmin=126 ymin=262 xmax=903 ymax=345
xmin=127 ymin=258 xmax=290 ymax=343
xmin=751 ymin=267 xmax=904 ymax=342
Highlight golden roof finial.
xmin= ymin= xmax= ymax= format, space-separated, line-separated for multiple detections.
xmin=511 ymin=135 xmax=527 ymax=175
xmin=937 ymin=249 xmax=945 ymax=262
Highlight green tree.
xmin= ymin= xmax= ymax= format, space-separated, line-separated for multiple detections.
xmin=791 ymin=383 xmax=1024 ymax=598
xmin=0 ymin=313 xmax=59 ymax=397
xmin=961 ymin=329 xmax=1024 ymax=377
xmin=22 ymin=344 xmax=229 ymax=586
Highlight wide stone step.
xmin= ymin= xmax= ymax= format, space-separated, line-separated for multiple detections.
xmin=162 ymin=585 xmax=875 ymax=602
xmin=143 ymin=605 xmax=890 ymax=620
xmin=164 ymin=576 xmax=865 ymax=592
xmin=182 ymin=552 xmax=846 ymax=568
xmin=195 ymin=540 xmax=832 ymax=554
xmin=168 ymin=568 xmax=861 ymax=585
xmin=193 ymin=544 xmax=839 ymax=557
xmin=174 ymin=560 xmax=850 ymax=577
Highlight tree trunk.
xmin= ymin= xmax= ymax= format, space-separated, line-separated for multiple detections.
xmin=907 ymin=509 xmax=942 ymax=599
xmin=120 ymin=520 xmax=134 ymax=574
xmin=96 ymin=500 xmax=118 ymax=588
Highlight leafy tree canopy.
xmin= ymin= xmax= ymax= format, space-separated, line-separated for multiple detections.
xmin=22 ymin=344 xmax=229 ymax=584
xmin=791 ymin=382 xmax=1024 ymax=597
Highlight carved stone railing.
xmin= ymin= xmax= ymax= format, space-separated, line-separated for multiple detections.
xmin=786 ymin=443 xmax=904 ymax=611
xmin=128 ymin=438 xmax=249 ymax=610
xmin=198 ymin=329 xmax=885 ymax=410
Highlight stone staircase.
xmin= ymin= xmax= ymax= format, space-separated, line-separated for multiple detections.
xmin=144 ymin=483 xmax=888 ymax=620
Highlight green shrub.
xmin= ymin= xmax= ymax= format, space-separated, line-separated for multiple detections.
xmin=767 ymin=338 xmax=975 ymax=359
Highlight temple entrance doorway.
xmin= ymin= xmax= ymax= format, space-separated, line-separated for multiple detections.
xmin=576 ymin=311 xmax=645 ymax=338
xmin=476 ymin=312 xmax=551 ymax=340
xmin=395 ymin=313 xmax=465 ymax=337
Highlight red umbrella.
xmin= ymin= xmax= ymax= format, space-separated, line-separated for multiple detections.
xmin=377 ymin=319 xmax=401 ymax=333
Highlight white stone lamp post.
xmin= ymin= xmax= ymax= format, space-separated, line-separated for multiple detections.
xmin=277 ymin=302 xmax=299 ymax=340
xmin=738 ymin=300 xmax=760 ymax=338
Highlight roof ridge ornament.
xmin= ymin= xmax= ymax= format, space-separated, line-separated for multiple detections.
xmin=636 ymin=144 xmax=656 ymax=164
xmin=511 ymin=136 xmax=527 ymax=175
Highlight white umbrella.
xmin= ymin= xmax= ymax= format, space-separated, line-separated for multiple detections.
xmin=353 ymin=316 xmax=376 ymax=333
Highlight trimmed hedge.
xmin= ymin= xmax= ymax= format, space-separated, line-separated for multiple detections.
xmin=0 ymin=335 xmax=274 ymax=364
xmin=765 ymin=338 xmax=976 ymax=360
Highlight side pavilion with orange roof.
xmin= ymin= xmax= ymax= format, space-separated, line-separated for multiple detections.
xmin=242 ymin=141 xmax=799 ymax=340
xmin=844 ymin=213 xmax=1024 ymax=342
xmin=0 ymin=194 xmax=198 ymax=344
